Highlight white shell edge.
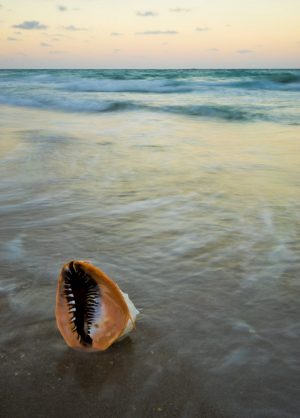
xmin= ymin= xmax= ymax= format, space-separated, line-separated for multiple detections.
xmin=117 ymin=291 xmax=140 ymax=340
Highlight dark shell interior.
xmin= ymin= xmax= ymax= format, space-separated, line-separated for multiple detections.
xmin=63 ymin=261 xmax=101 ymax=347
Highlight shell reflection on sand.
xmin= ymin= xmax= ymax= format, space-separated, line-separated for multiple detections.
xmin=55 ymin=260 xmax=139 ymax=351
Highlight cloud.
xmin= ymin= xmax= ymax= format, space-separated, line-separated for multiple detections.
xmin=63 ymin=25 xmax=87 ymax=31
xmin=57 ymin=5 xmax=67 ymax=12
xmin=136 ymin=11 xmax=158 ymax=17
xmin=40 ymin=42 xmax=51 ymax=47
xmin=208 ymin=48 xmax=219 ymax=52
xmin=135 ymin=30 xmax=178 ymax=35
xmin=111 ymin=32 xmax=123 ymax=36
xmin=237 ymin=49 xmax=254 ymax=54
xmin=7 ymin=37 xmax=19 ymax=41
xmin=169 ymin=8 xmax=191 ymax=12
xmin=196 ymin=27 xmax=210 ymax=32
xmin=13 ymin=20 xmax=48 ymax=30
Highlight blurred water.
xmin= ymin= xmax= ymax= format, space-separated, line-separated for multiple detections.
xmin=0 ymin=103 xmax=300 ymax=417
xmin=1 ymin=69 xmax=300 ymax=124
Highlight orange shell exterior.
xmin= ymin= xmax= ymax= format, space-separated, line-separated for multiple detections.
xmin=56 ymin=260 xmax=132 ymax=351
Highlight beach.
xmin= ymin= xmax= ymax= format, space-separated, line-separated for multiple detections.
xmin=0 ymin=69 xmax=300 ymax=417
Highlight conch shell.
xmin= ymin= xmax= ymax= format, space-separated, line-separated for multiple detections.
xmin=56 ymin=260 xmax=139 ymax=351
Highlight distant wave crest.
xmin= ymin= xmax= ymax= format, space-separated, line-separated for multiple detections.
xmin=32 ymin=72 xmax=300 ymax=93
xmin=1 ymin=69 xmax=300 ymax=93
xmin=269 ymin=72 xmax=300 ymax=84
xmin=60 ymin=78 xmax=193 ymax=93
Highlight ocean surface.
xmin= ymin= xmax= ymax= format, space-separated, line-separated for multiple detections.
xmin=0 ymin=69 xmax=300 ymax=123
xmin=0 ymin=69 xmax=300 ymax=418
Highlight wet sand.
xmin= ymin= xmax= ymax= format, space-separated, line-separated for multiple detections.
xmin=0 ymin=266 xmax=227 ymax=418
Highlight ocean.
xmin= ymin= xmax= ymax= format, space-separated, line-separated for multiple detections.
xmin=0 ymin=69 xmax=300 ymax=123
xmin=0 ymin=69 xmax=300 ymax=418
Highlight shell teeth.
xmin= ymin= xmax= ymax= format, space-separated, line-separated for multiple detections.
xmin=61 ymin=264 xmax=101 ymax=347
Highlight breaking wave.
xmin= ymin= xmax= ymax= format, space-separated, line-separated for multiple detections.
xmin=0 ymin=93 xmax=269 ymax=122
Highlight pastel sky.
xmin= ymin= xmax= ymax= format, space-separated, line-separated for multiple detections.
xmin=1 ymin=0 xmax=300 ymax=68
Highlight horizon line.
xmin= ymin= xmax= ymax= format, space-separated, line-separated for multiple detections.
xmin=1 ymin=67 xmax=300 ymax=70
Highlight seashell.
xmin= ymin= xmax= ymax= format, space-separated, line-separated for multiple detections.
xmin=56 ymin=260 xmax=139 ymax=351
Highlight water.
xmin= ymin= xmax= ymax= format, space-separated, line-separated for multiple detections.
xmin=0 ymin=69 xmax=300 ymax=418
xmin=0 ymin=69 xmax=300 ymax=123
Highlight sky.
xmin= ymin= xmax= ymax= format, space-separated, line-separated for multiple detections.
xmin=0 ymin=0 xmax=300 ymax=68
